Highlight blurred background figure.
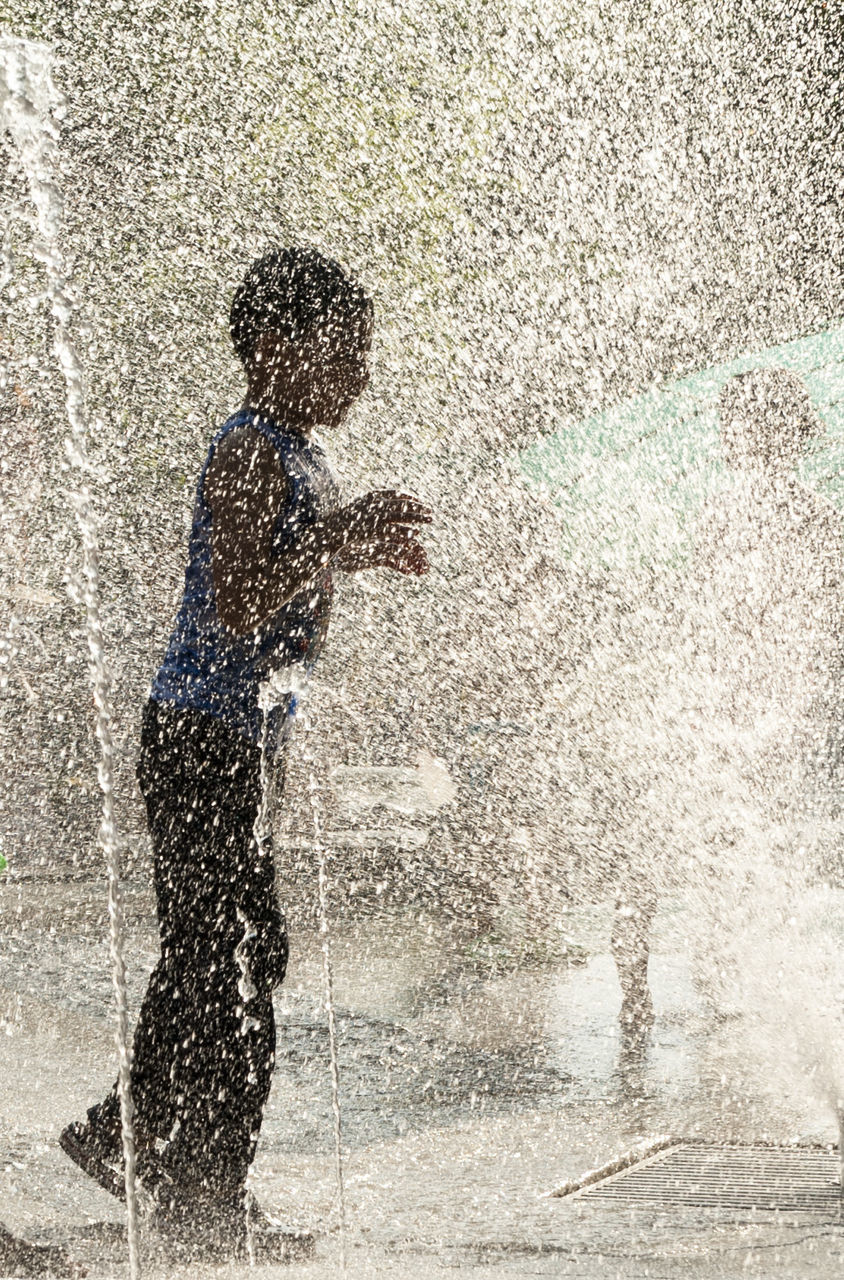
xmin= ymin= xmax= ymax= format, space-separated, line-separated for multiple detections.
xmin=611 ymin=367 xmax=844 ymax=1049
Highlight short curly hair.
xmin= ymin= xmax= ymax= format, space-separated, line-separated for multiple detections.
xmin=229 ymin=247 xmax=372 ymax=367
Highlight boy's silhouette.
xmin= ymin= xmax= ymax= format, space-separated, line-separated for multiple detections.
xmin=59 ymin=248 xmax=431 ymax=1259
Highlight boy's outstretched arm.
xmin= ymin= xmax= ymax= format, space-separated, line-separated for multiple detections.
xmin=206 ymin=425 xmax=431 ymax=637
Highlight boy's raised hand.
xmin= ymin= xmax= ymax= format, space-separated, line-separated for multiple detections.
xmin=329 ymin=490 xmax=432 ymax=576
xmin=332 ymin=537 xmax=429 ymax=576
xmin=338 ymin=490 xmax=432 ymax=538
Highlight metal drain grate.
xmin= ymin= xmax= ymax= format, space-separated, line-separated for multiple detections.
xmin=554 ymin=1141 xmax=843 ymax=1214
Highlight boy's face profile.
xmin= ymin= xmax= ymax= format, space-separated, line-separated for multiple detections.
xmin=309 ymin=305 xmax=373 ymax=413
xmin=247 ymin=305 xmax=372 ymax=431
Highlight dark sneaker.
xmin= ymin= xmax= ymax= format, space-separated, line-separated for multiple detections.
xmin=0 ymin=1223 xmax=86 ymax=1277
xmin=60 ymin=1121 xmax=167 ymax=1205
xmin=59 ymin=1121 xmax=125 ymax=1202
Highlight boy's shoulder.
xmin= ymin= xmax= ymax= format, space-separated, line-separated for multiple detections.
xmin=205 ymin=420 xmax=290 ymax=510
xmin=214 ymin=419 xmax=266 ymax=453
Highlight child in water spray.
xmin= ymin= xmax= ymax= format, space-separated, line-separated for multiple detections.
xmin=59 ymin=248 xmax=432 ymax=1261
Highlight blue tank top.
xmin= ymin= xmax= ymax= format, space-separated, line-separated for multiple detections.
xmin=151 ymin=409 xmax=340 ymax=748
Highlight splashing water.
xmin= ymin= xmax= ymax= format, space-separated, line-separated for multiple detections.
xmin=262 ymin=669 xmax=348 ymax=1272
xmin=552 ymin=431 xmax=844 ymax=1142
xmin=0 ymin=36 xmax=140 ymax=1279
xmin=305 ymin=697 xmax=347 ymax=1274
xmin=0 ymin=2 xmax=843 ymax=1271
xmin=312 ymin=776 xmax=348 ymax=1277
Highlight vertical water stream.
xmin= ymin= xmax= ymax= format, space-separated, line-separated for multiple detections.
xmin=310 ymin=769 xmax=348 ymax=1276
xmin=0 ymin=37 xmax=140 ymax=1280
xmin=264 ymin=669 xmax=347 ymax=1273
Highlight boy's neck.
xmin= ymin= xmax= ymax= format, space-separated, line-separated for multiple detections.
xmin=241 ymin=392 xmax=314 ymax=437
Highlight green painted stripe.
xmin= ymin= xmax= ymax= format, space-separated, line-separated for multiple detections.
xmin=522 ymin=322 xmax=844 ymax=493
xmin=520 ymin=323 xmax=844 ymax=571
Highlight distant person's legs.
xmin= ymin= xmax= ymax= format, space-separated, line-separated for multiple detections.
xmin=611 ymin=881 xmax=657 ymax=1040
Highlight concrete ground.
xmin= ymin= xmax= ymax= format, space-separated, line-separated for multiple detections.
xmin=1 ymin=879 xmax=842 ymax=1279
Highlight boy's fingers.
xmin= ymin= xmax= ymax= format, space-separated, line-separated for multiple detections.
xmin=350 ymin=536 xmax=429 ymax=574
xmin=389 ymin=542 xmax=429 ymax=574
xmin=363 ymin=533 xmax=426 ymax=560
xmin=379 ymin=552 xmax=428 ymax=575
xmin=375 ymin=531 xmax=428 ymax=564
xmin=367 ymin=491 xmax=433 ymax=524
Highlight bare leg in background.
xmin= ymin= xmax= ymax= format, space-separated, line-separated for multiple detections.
xmin=612 ymin=884 xmax=658 ymax=1045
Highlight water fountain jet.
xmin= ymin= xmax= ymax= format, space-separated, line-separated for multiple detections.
xmin=0 ymin=34 xmax=140 ymax=1280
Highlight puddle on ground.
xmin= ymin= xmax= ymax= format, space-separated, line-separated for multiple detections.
xmin=1 ymin=891 xmax=839 ymax=1279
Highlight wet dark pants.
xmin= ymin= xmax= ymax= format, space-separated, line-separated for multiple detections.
xmin=98 ymin=699 xmax=288 ymax=1198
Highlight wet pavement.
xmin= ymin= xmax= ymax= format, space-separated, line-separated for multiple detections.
xmin=2 ymin=880 xmax=843 ymax=1278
